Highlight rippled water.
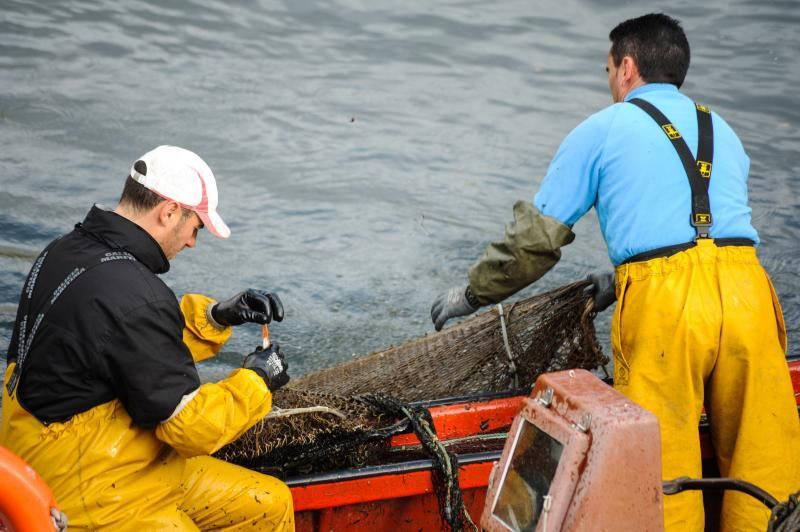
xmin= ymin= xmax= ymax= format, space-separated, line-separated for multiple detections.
xmin=1 ymin=0 xmax=799 ymax=382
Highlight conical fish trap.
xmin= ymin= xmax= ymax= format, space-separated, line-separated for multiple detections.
xmin=216 ymin=280 xmax=608 ymax=474
xmin=290 ymin=279 xmax=606 ymax=400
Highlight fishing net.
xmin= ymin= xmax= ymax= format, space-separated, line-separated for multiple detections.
xmin=215 ymin=280 xmax=606 ymax=531
xmin=215 ymin=388 xmax=400 ymax=473
xmin=215 ymin=280 xmax=607 ymax=473
xmin=289 ymin=278 xmax=607 ymax=401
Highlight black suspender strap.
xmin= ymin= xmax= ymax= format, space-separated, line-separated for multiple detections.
xmin=6 ymin=246 xmax=138 ymax=396
xmin=628 ymin=98 xmax=715 ymax=239
xmin=695 ymin=103 xmax=714 ymax=181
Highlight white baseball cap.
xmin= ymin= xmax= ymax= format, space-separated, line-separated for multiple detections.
xmin=130 ymin=145 xmax=230 ymax=239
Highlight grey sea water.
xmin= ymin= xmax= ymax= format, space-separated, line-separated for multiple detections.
xmin=1 ymin=0 xmax=799 ymax=382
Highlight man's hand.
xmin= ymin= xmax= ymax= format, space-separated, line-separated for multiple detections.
xmin=431 ymin=285 xmax=480 ymax=332
xmin=587 ymin=271 xmax=616 ymax=312
xmin=211 ymin=289 xmax=284 ymax=326
xmin=243 ymin=343 xmax=290 ymax=392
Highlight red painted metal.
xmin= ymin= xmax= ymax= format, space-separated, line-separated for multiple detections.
xmin=294 ymin=488 xmax=488 ymax=532
xmin=292 ymin=460 xmax=494 ymax=512
xmin=292 ymin=396 xmax=519 ymax=531
xmin=389 ymin=396 xmax=523 ymax=447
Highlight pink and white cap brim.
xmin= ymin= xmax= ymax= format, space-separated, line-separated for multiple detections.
xmin=190 ymin=175 xmax=230 ymax=239
xmin=198 ymin=209 xmax=230 ymax=239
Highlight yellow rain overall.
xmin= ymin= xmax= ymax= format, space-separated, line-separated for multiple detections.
xmin=612 ymin=100 xmax=800 ymax=531
xmin=1 ymin=294 xmax=294 ymax=531
xmin=613 ymin=240 xmax=800 ymax=531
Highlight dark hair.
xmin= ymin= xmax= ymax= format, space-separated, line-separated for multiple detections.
xmin=118 ymin=161 xmax=193 ymax=218
xmin=119 ymin=175 xmax=165 ymax=213
xmin=609 ymin=13 xmax=690 ymax=88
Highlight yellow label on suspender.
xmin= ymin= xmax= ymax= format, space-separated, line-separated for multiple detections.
xmin=662 ymin=124 xmax=682 ymax=139
xmin=697 ymin=160 xmax=712 ymax=178
xmin=695 ymin=103 xmax=711 ymax=113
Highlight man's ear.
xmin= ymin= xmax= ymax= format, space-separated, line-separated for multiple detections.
xmin=621 ymin=56 xmax=640 ymax=82
xmin=157 ymin=200 xmax=182 ymax=227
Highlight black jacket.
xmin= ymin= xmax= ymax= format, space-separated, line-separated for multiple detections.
xmin=7 ymin=205 xmax=200 ymax=428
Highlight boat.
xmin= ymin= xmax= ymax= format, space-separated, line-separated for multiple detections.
xmin=288 ymin=356 xmax=800 ymax=531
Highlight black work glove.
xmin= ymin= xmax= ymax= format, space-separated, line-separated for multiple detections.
xmin=431 ymin=285 xmax=481 ymax=332
xmin=210 ymin=289 xmax=284 ymax=327
xmin=586 ymin=271 xmax=616 ymax=312
xmin=243 ymin=343 xmax=290 ymax=392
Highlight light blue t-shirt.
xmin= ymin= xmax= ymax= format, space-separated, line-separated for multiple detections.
xmin=533 ymin=83 xmax=758 ymax=265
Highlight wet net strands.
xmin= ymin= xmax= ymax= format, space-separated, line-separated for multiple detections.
xmin=215 ymin=280 xmax=608 ymax=476
xmin=289 ymin=279 xmax=606 ymax=401
xmin=215 ymin=388 xmax=394 ymax=471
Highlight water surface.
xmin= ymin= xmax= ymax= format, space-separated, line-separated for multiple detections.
xmin=2 ymin=0 xmax=798 ymax=381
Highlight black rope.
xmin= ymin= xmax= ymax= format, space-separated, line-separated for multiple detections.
xmin=279 ymin=418 xmax=410 ymax=471
xmin=769 ymin=490 xmax=800 ymax=532
xmin=360 ymin=393 xmax=478 ymax=532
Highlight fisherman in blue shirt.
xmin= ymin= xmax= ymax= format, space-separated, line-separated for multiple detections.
xmin=431 ymin=13 xmax=799 ymax=531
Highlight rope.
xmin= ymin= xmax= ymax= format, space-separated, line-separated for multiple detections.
xmin=496 ymin=303 xmax=519 ymax=388
xmin=361 ymin=394 xmax=479 ymax=532
xmin=768 ymin=490 xmax=800 ymax=532
xmin=267 ymin=405 xmax=347 ymax=420
xmin=50 ymin=507 xmax=68 ymax=531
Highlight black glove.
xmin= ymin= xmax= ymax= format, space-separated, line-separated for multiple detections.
xmin=211 ymin=289 xmax=284 ymax=326
xmin=587 ymin=271 xmax=616 ymax=312
xmin=431 ymin=285 xmax=481 ymax=332
xmin=243 ymin=343 xmax=290 ymax=392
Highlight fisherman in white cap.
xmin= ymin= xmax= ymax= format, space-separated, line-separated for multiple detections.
xmin=1 ymin=145 xmax=295 ymax=530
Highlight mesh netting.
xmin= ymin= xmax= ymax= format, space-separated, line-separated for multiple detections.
xmin=289 ymin=279 xmax=607 ymax=401
xmin=215 ymin=280 xmax=607 ymax=475
xmin=215 ymin=388 xmax=397 ymax=472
